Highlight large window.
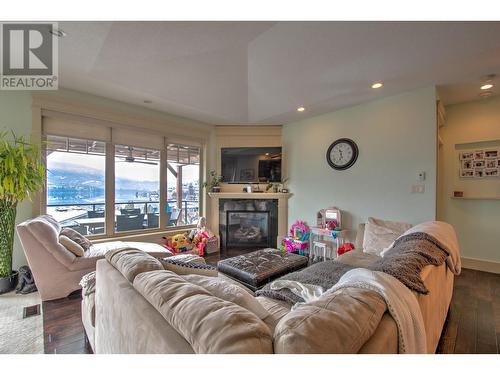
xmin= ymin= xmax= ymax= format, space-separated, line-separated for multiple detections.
xmin=44 ymin=126 xmax=203 ymax=237
xmin=166 ymin=144 xmax=200 ymax=227
xmin=46 ymin=135 xmax=106 ymax=235
xmin=115 ymin=145 xmax=160 ymax=232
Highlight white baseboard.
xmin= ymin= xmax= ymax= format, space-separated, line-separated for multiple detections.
xmin=461 ymin=257 xmax=500 ymax=274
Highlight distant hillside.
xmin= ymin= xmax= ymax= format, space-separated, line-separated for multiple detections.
xmin=47 ymin=163 xmax=159 ymax=191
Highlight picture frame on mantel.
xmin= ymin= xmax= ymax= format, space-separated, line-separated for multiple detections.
xmin=239 ymin=168 xmax=255 ymax=181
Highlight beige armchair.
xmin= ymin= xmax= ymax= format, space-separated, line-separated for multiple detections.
xmin=17 ymin=215 xmax=172 ymax=301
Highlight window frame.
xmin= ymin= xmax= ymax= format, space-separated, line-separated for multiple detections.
xmin=165 ymin=142 xmax=202 ymax=229
xmin=42 ymin=136 xmax=205 ymax=239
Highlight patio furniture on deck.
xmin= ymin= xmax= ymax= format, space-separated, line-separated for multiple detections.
xmin=147 ymin=213 xmax=159 ymax=228
xmin=116 ymin=214 xmax=144 ymax=231
xmin=88 ymin=210 xmax=104 ymax=218
xmin=120 ymin=208 xmax=141 ymax=216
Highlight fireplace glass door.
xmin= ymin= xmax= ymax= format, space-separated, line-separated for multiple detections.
xmin=226 ymin=211 xmax=270 ymax=248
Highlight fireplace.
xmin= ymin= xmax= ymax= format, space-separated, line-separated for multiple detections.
xmin=219 ymin=199 xmax=278 ymax=251
xmin=227 ymin=211 xmax=269 ymax=248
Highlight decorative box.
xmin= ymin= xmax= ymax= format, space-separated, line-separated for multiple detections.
xmin=205 ymin=236 xmax=219 ymax=254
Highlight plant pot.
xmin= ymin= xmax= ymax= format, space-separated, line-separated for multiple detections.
xmin=0 ymin=270 xmax=18 ymax=294
xmin=211 ymin=186 xmax=221 ymax=193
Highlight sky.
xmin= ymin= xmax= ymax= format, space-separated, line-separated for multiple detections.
xmin=47 ymin=152 xmax=199 ymax=184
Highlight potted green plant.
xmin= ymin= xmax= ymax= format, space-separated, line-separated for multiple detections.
xmin=266 ymin=177 xmax=289 ymax=193
xmin=202 ymin=170 xmax=222 ymax=193
xmin=0 ymin=132 xmax=45 ymax=294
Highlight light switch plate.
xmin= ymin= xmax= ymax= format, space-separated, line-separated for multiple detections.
xmin=411 ymin=184 xmax=425 ymax=193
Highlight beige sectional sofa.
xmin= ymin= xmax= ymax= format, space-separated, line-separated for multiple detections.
xmin=16 ymin=215 xmax=172 ymax=301
xmin=83 ymin=223 xmax=455 ymax=354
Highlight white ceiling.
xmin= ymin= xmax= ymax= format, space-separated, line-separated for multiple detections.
xmin=58 ymin=21 xmax=500 ymax=125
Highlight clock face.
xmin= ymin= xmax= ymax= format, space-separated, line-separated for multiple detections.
xmin=326 ymin=138 xmax=359 ymax=170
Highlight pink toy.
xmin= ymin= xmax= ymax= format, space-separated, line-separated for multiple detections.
xmin=317 ymin=207 xmax=341 ymax=229
xmin=326 ymin=219 xmax=339 ymax=231
xmin=289 ymin=220 xmax=310 ymax=238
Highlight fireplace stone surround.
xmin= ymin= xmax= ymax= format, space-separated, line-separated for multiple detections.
xmin=219 ymin=199 xmax=278 ymax=250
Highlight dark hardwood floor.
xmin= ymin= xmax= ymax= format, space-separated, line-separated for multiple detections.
xmin=42 ymin=251 xmax=500 ymax=354
xmin=43 ymin=290 xmax=92 ymax=354
xmin=436 ymin=268 xmax=500 ymax=354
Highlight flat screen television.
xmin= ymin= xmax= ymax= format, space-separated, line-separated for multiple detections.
xmin=221 ymin=147 xmax=282 ymax=183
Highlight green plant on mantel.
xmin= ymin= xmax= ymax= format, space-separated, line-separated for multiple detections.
xmin=266 ymin=177 xmax=289 ymax=193
xmin=202 ymin=170 xmax=223 ymax=192
xmin=0 ymin=132 xmax=45 ymax=278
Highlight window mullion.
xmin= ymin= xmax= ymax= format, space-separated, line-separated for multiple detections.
xmin=159 ymin=149 xmax=168 ymax=228
xmin=105 ymin=142 xmax=115 ymax=236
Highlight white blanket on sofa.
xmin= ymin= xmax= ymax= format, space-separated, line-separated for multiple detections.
xmin=328 ymin=268 xmax=426 ymax=354
xmin=271 ymin=267 xmax=427 ymax=354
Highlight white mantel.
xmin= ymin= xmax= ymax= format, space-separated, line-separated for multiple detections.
xmin=208 ymin=192 xmax=292 ymax=199
xmin=207 ymin=192 xmax=293 ymax=252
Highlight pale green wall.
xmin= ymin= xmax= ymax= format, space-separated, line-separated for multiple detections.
xmin=0 ymin=91 xmax=34 ymax=270
xmin=439 ymin=96 xmax=500 ymax=264
xmin=283 ymin=87 xmax=437 ymax=241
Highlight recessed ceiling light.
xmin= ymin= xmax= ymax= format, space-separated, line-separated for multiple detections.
xmin=143 ymin=100 xmax=153 ymax=104
xmin=50 ymin=28 xmax=67 ymax=38
xmin=297 ymin=107 xmax=305 ymax=112
xmin=371 ymin=82 xmax=384 ymax=89
xmin=480 ymin=83 xmax=494 ymax=90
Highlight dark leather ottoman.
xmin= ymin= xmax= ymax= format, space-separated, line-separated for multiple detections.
xmin=217 ymin=248 xmax=309 ymax=291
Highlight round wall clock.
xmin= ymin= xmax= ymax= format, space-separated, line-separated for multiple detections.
xmin=326 ymin=138 xmax=359 ymax=170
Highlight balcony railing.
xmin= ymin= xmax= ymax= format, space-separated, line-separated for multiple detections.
xmin=46 ymin=199 xmax=199 ymax=235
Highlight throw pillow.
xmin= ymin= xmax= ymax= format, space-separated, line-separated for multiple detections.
xmin=60 ymin=227 xmax=93 ymax=251
xmin=181 ymin=274 xmax=270 ymax=320
xmin=161 ymin=257 xmax=218 ymax=277
xmin=59 ymin=235 xmax=85 ymax=257
xmin=362 ymin=217 xmax=412 ymax=256
xmin=105 ymin=248 xmax=163 ymax=283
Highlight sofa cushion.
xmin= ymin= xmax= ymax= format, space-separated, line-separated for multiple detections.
xmin=336 ymin=249 xmax=380 ymax=268
xmin=273 ymin=287 xmax=387 ymax=353
xmin=181 ymin=274 xmax=270 ymax=320
xmin=363 ymin=217 xmax=412 ymax=256
xmin=60 ymin=227 xmax=93 ymax=251
xmin=133 ymin=270 xmax=273 ymax=354
xmin=256 ymin=296 xmax=292 ymax=331
xmin=21 ymin=215 xmax=76 ymax=267
xmin=105 ymin=248 xmax=163 ymax=283
xmin=59 ymin=235 xmax=85 ymax=257
xmin=87 ymin=241 xmax=172 ymax=258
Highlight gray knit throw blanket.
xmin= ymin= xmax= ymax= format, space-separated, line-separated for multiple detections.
xmin=256 ymin=232 xmax=449 ymax=304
